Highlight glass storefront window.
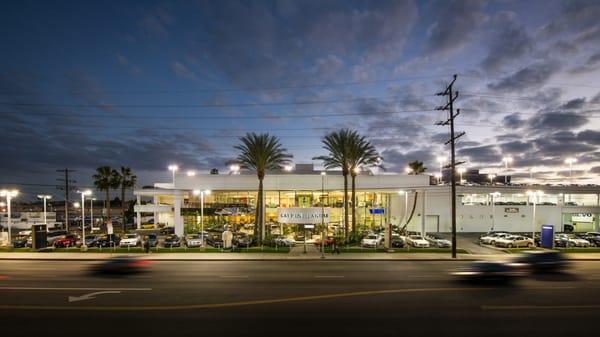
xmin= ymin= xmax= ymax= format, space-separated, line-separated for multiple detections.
xmin=564 ymin=194 xmax=599 ymax=206
xmin=461 ymin=194 xmax=488 ymax=205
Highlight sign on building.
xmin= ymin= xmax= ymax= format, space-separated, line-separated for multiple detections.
xmin=504 ymin=207 xmax=519 ymax=213
xmin=572 ymin=213 xmax=594 ymax=223
xmin=277 ymin=207 xmax=330 ymax=224
xmin=369 ymin=208 xmax=385 ymax=214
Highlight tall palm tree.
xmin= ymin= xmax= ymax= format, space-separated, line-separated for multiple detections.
xmin=347 ymin=133 xmax=382 ymax=239
xmin=234 ymin=133 xmax=292 ymax=241
xmin=408 ymin=160 xmax=427 ymax=174
xmin=93 ymin=166 xmax=120 ymax=222
xmin=118 ymin=166 xmax=137 ymax=230
xmin=313 ymin=129 xmax=353 ymax=240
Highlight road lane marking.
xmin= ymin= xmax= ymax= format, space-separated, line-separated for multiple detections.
xmin=69 ymin=291 xmax=122 ymax=302
xmin=0 ymin=286 xmax=574 ymax=312
xmin=0 ymin=287 xmax=151 ymax=291
xmin=482 ymin=304 xmax=600 ymax=311
xmin=219 ymin=275 xmax=248 ymax=279
xmin=314 ymin=275 xmax=344 ymax=278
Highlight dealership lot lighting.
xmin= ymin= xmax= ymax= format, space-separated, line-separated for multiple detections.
xmin=77 ymin=190 xmax=92 ymax=250
xmin=1 ymin=189 xmax=18 ymax=245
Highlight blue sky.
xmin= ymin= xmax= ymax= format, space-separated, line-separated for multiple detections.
xmin=1 ymin=0 xmax=600 ymax=199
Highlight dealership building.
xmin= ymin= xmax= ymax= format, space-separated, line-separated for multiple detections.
xmin=134 ymin=164 xmax=600 ymax=237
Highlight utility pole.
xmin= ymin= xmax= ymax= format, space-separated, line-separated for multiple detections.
xmin=435 ymin=75 xmax=465 ymax=259
xmin=57 ymin=169 xmax=77 ymax=232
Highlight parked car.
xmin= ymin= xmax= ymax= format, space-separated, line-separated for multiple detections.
xmin=513 ymin=250 xmax=569 ymax=273
xmin=184 ymin=234 xmax=203 ymax=248
xmin=494 ymin=235 xmax=534 ymax=248
xmin=555 ymin=233 xmax=590 ymax=247
xmin=206 ymin=233 xmax=223 ymax=248
xmin=314 ymin=236 xmax=335 ymax=247
xmin=233 ymin=233 xmax=254 ymax=247
xmin=53 ymin=234 xmax=79 ymax=248
xmin=119 ymin=233 xmax=142 ymax=247
xmin=46 ymin=230 xmax=68 ymax=245
xmin=479 ymin=232 xmax=509 ymax=245
xmin=145 ymin=233 xmax=158 ymax=247
xmin=407 ymin=235 xmax=430 ymax=248
xmin=95 ymin=234 xmax=121 ymax=247
xmin=11 ymin=235 xmax=29 ymax=248
xmin=391 ymin=234 xmax=405 ymax=248
xmin=361 ymin=234 xmax=382 ymax=248
xmin=159 ymin=227 xmax=175 ymax=235
xmin=426 ymin=233 xmax=451 ymax=248
xmin=84 ymin=235 xmax=100 ymax=247
xmin=163 ymin=234 xmax=182 ymax=248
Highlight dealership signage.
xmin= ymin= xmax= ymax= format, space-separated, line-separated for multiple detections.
xmin=572 ymin=213 xmax=594 ymax=223
xmin=277 ymin=207 xmax=330 ymax=224
xmin=504 ymin=207 xmax=519 ymax=213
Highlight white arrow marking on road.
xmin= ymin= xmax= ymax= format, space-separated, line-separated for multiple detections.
xmin=314 ymin=275 xmax=344 ymax=278
xmin=68 ymin=291 xmax=122 ymax=303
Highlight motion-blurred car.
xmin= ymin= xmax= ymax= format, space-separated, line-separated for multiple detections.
xmin=494 ymin=235 xmax=534 ymax=248
xmin=53 ymin=234 xmax=79 ymax=248
xmin=407 ymin=235 xmax=430 ymax=248
xmin=90 ymin=256 xmax=153 ymax=275
xmin=119 ymin=233 xmax=142 ymax=247
xmin=184 ymin=234 xmax=203 ymax=248
xmin=513 ymin=250 xmax=569 ymax=273
xmin=11 ymin=235 xmax=29 ymax=248
xmin=163 ymin=234 xmax=182 ymax=247
xmin=426 ymin=233 xmax=451 ymax=248
xmin=451 ymin=261 xmax=527 ymax=282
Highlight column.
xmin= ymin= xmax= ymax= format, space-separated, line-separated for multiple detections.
xmin=136 ymin=195 xmax=141 ymax=230
xmin=153 ymin=195 xmax=158 ymax=229
xmin=173 ymin=193 xmax=183 ymax=236
xmin=421 ymin=189 xmax=426 ymax=236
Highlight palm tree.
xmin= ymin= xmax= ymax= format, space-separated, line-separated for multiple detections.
xmin=408 ymin=160 xmax=427 ymax=174
xmin=234 ymin=133 xmax=292 ymax=241
xmin=118 ymin=166 xmax=137 ymax=230
xmin=93 ymin=166 xmax=120 ymax=223
xmin=313 ymin=129 xmax=353 ymax=240
xmin=347 ymin=133 xmax=382 ymax=239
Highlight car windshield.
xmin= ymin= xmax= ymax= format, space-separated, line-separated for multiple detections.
xmin=188 ymin=234 xmax=200 ymax=239
xmin=367 ymin=235 xmax=377 ymax=239
xmin=410 ymin=235 xmax=423 ymax=240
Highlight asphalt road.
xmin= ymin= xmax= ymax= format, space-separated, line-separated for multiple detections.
xmin=2 ymin=259 xmax=600 ymax=337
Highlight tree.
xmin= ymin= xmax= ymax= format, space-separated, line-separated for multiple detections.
xmin=313 ymin=129 xmax=353 ymax=240
xmin=233 ymin=133 xmax=292 ymax=241
xmin=408 ymin=160 xmax=427 ymax=174
xmin=347 ymin=132 xmax=382 ymax=239
xmin=92 ymin=166 xmax=120 ymax=222
xmin=210 ymin=168 xmax=219 ymax=175
xmin=117 ymin=166 xmax=137 ymax=230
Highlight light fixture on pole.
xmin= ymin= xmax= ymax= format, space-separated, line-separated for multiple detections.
xmin=320 ymin=171 xmax=326 ymax=258
xmin=168 ymin=164 xmax=179 ymax=186
xmin=527 ymin=190 xmax=544 ymax=241
xmin=457 ymin=167 xmax=466 ymax=185
xmin=229 ymin=164 xmax=240 ymax=175
xmin=77 ymin=190 xmax=92 ymax=250
xmin=488 ymin=174 xmax=496 ymax=185
xmin=434 ymin=173 xmax=442 ymax=185
xmin=565 ymin=158 xmax=577 ymax=184
xmin=489 ymin=192 xmax=501 ymax=231
xmin=37 ymin=195 xmax=52 ymax=226
xmin=1 ymin=189 xmax=19 ymax=246
xmin=405 ymin=166 xmax=413 ymax=175
xmin=502 ymin=156 xmax=513 ymax=184
xmin=186 ymin=170 xmax=196 ymax=177
xmin=283 ymin=164 xmax=293 ymax=172
xmin=193 ymin=189 xmax=211 ymax=247
xmin=437 ymin=157 xmax=446 ymax=184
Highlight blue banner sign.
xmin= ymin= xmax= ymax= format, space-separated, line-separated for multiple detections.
xmin=369 ymin=208 xmax=385 ymax=214
xmin=541 ymin=224 xmax=554 ymax=249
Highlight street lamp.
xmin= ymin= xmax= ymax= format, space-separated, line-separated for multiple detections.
xmin=283 ymin=164 xmax=293 ymax=172
xmin=186 ymin=170 xmax=196 ymax=177
xmin=193 ymin=189 xmax=211 ymax=247
xmin=321 ymin=171 xmax=327 ymax=258
xmin=488 ymin=174 xmax=496 ymax=185
xmin=437 ymin=157 xmax=446 ymax=184
xmin=489 ymin=192 xmax=501 ymax=231
xmin=405 ymin=166 xmax=413 ymax=175
xmin=502 ymin=156 xmax=513 ymax=184
xmin=37 ymin=195 xmax=52 ymax=226
xmin=77 ymin=190 xmax=92 ymax=250
xmin=457 ymin=167 xmax=466 ymax=184
xmin=527 ymin=190 xmax=544 ymax=241
xmin=565 ymin=158 xmax=577 ymax=184
xmin=434 ymin=173 xmax=442 ymax=185
xmin=168 ymin=164 xmax=179 ymax=186
xmin=229 ymin=164 xmax=240 ymax=175
xmin=1 ymin=190 xmax=19 ymax=246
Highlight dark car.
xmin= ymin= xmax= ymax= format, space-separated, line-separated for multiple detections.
xmin=96 ymin=234 xmax=121 ymax=247
xmin=206 ymin=233 xmax=223 ymax=248
xmin=145 ymin=233 xmax=158 ymax=247
xmin=84 ymin=235 xmax=100 ymax=247
xmin=451 ymin=261 xmax=527 ymax=282
xmin=233 ymin=233 xmax=254 ymax=247
xmin=391 ymin=235 xmax=405 ymax=248
xmin=53 ymin=234 xmax=79 ymax=248
xmin=163 ymin=234 xmax=182 ymax=248
xmin=514 ymin=250 xmax=569 ymax=273
xmin=11 ymin=235 xmax=29 ymax=248
xmin=90 ymin=256 xmax=153 ymax=275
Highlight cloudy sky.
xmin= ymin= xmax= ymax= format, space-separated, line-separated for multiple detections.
xmin=1 ymin=0 xmax=600 ymax=199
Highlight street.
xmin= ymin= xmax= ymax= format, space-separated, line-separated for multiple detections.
xmin=1 ymin=259 xmax=600 ymax=337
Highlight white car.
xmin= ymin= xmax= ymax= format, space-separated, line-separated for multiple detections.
xmin=274 ymin=236 xmax=295 ymax=247
xmin=407 ymin=235 xmax=430 ymax=248
xmin=494 ymin=235 xmax=534 ymax=248
xmin=479 ymin=232 xmax=509 ymax=245
xmin=556 ymin=234 xmax=590 ymax=247
xmin=184 ymin=234 xmax=203 ymax=248
xmin=119 ymin=233 xmax=141 ymax=247
xmin=361 ymin=234 xmax=382 ymax=248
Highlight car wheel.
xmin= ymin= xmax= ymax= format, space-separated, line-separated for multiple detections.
xmin=490 ymin=241 xmax=495 ymax=246
xmin=507 ymin=243 xmax=513 ymax=248
xmin=527 ymin=242 xmax=533 ymax=248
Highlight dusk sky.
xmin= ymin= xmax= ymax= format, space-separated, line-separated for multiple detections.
xmin=2 ymin=0 xmax=600 ymax=199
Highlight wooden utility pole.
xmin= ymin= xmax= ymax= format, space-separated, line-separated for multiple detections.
xmin=57 ymin=169 xmax=76 ymax=231
xmin=435 ymin=75 xmax=465 ymax=259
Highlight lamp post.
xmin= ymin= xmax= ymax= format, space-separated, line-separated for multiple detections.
xmin=437 ymin=157 xmax=446 ymax=184
xmin=77 ymin=190 xmax=92 ymax=250
xmin=1 ymin=190 xmax=18 ymax=246
xmin=457 ymin=167 xmax=466 ymax=185
xmin=37 ymin=195 xmax=52 ymax=226
xmin=565 ymin=158 xmax=577 ymax=184
xmin=88 ymin=197 xmax=96 ymax=231
xmin=527 ymin=190 xmax=544 ymax=241
xmin=168 ymin=164 xmax=179 ymax=186
xmin=321 ymin=171 xmax=326 ymax=258
xmin=193 ymin=189 xmax=211 ymax=247
xmin=489 ymin=192 xmax=501 ymax=231
xmin=502 ymin=156 xmax=513 ymax=184
xmin=398 ymin=190 xmax=409 ymax=229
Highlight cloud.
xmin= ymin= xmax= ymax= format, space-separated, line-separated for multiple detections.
xmin=138 ymin=5 xmax=174 ymax=38
xmin=458 ymin=144 xmax=501 ymax=164
xmin=481 ymin=11 xmax=533 ymax=72
xmin=487 ymin=60 xmax=560 ymax=92
xmin=560 ymin=98 xmax=586 ymax=110
xmin=116 ymin=53 xmax=129 ymax=66
xmin=502 ymin=113 xmax=525 ymax=129
xmin=528 ymin=112 xmax=589 ymax=131
xmin=171 ymin=61 xmax=197 ymax=80
xmin=577 ymin=130 xmax=600 ymax=144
